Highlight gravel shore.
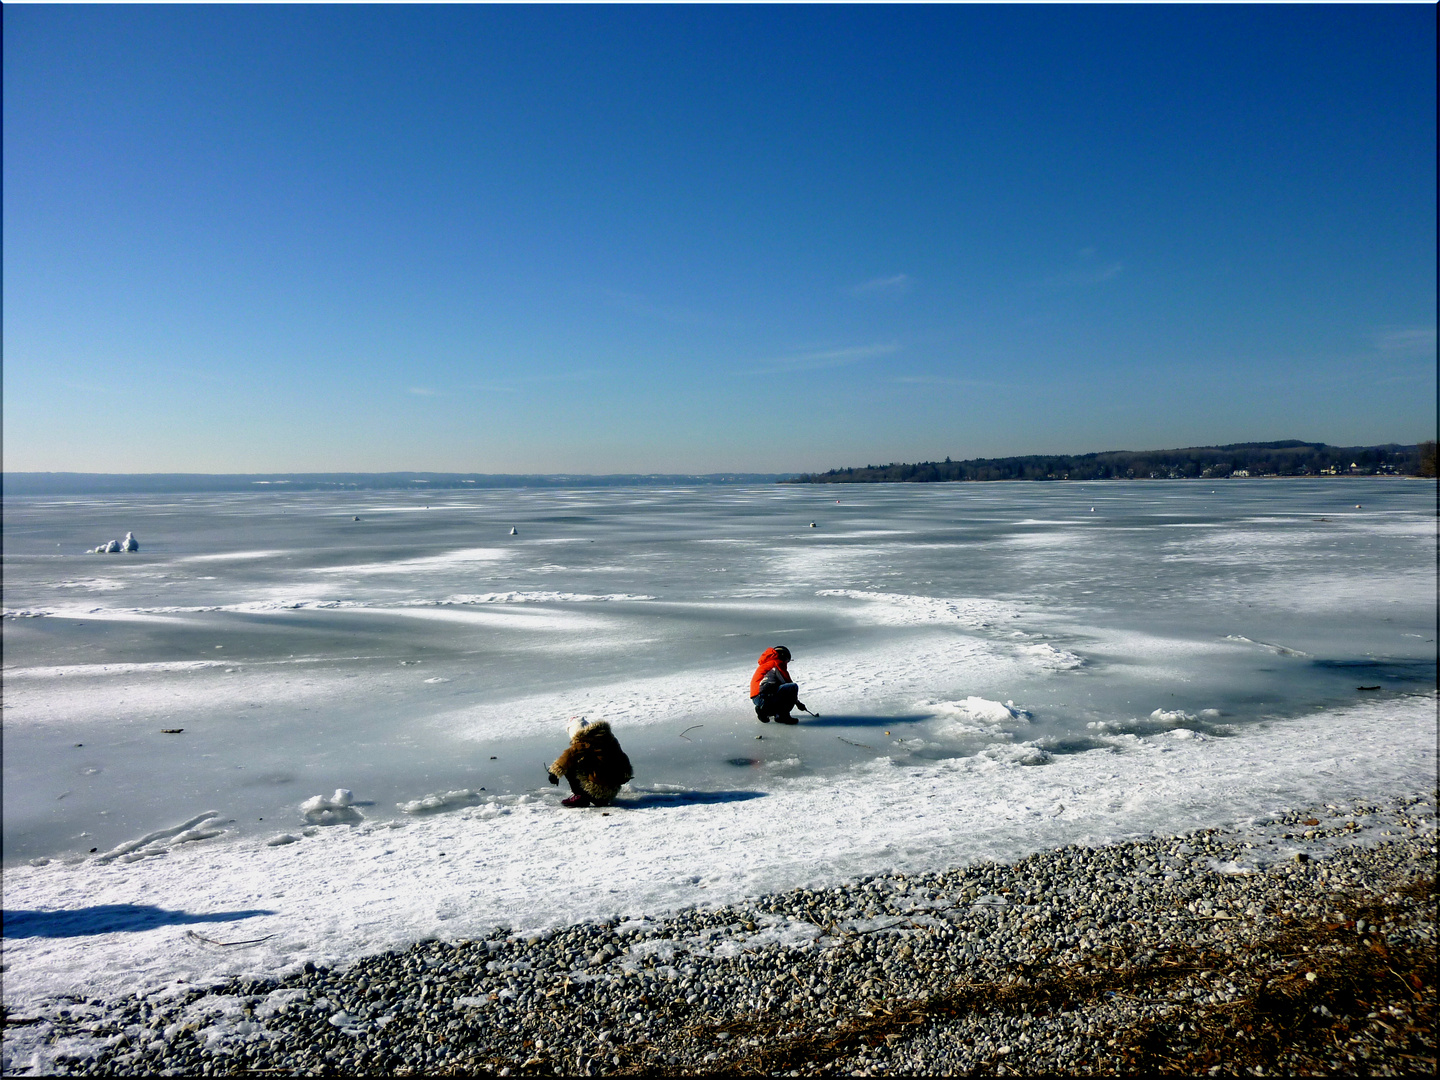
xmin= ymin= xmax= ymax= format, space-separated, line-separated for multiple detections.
xmin=5 ymin=795 xmax=1435 ymax=1077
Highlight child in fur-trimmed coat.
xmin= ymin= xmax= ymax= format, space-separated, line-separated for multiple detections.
xmin=547 ymin=717 xmax=634 ymax=808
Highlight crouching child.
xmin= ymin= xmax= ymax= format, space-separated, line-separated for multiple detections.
xmin=547 ymin=717 xmax=634 ymax=808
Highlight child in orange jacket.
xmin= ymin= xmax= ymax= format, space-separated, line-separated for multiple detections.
xmin=750 ymin=645 xmax=806 ymax=724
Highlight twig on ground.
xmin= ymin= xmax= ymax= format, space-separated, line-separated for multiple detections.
xmin=184 ymin=930 xmax=275 ymax=948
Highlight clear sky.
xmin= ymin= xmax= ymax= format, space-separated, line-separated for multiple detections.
xmin=4 ymin=4 xmax=1435 ymax=475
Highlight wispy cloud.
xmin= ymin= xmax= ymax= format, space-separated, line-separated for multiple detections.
xmin=1046 ymin=262 xmax=1123 ymax=287
xmin=891 ymin=374 xmax=1010 ymax=389
xmin=408 ymin=387 xmax=437 ymax=396
xmin=1374 ymin=326 xmax=1437 ymax=355
xmin=1039 ymin=250 xmax=1124 ymax=289
xmin=848 ymin=274 xmax=912 ymax=297
xmin=599 ymin=288 xmax=708 ymax=325
xmin=465 ymin=368 xmax=604 ymax=394
xmin=739 ymin=342 xmax=900 ymax=375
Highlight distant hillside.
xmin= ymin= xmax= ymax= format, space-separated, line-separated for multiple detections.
xmin=3 ymin=471 xmax=797 ymax=496
xmin=787 ymin=441 xmax=1436 ymax=484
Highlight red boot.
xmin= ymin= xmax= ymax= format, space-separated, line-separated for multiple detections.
xmin=562 ymin=792 xmax=593 ymax=808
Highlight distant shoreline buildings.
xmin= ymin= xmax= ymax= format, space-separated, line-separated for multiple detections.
xmin=786 ymin=440 xmax=1436 ymax=485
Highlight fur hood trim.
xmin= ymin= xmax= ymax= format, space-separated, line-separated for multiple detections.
xmin=566 ymin=716 xmax=611 ymax=740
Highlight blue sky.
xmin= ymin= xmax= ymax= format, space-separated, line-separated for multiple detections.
xmin=4 ymin=5 xmax=1435 ymax=474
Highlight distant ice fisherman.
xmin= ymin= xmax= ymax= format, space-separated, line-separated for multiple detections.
xmin=547 ymin=717 xmax=633 ymax=808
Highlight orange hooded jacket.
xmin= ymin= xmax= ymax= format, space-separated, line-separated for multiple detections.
xmin=749 ymin=647 xmax=791 ymax=698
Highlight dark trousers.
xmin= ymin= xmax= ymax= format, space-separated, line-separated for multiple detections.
xmin=752 ymin=682 xmax=798 ymax=719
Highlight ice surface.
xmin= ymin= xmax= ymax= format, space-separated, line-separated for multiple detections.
xmin=2 ymin=479 xmax=1435 ymax=1018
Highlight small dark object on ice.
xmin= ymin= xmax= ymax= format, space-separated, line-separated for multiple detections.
xmin=1357 ymin=685 xmax=1381 ymax=691
xmin=161 ymin=728 xmax=184 ymax=734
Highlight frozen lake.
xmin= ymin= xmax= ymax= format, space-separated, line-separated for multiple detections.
xmin=2 ymin=479 xmax=1435 ymax=1018
xmin=4 ymin=479 xmax=1435 ymax=864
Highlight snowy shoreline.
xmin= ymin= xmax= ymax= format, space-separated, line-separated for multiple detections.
xmin=3 ymin=792 xmax=1434 ymax=1076
xmin=2 ymin=694 xmax=1433 ymax=1014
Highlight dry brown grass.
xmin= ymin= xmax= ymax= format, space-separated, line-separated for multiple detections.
xmin=613 ymin=876 xmax=1439 ymax=1077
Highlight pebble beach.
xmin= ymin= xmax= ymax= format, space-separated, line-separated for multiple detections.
xmin=6 ymin=794 xmax=1434 ymax=1077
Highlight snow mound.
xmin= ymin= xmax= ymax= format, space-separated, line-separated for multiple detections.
xmin=936 ymin=696 xmax=1031 ymax=723
xmin=1015 ymin=642 xmax=1083 ymax=670
xmin=763 ymin=756 xmax=803 ymax=771
xmin=922 ymin=697 xmax=1033 ymax=740
xmin=1150 ymin=708 xmax=1197 ymax=724
xmin=1225 ymin=635 xmax=1310 ymax=657
xmin=94 ymin=812 xmax=223 ymax=864
xmin=978 ymin=743 xmax=1053 ymax=767
xmin=397 ymin=790 xmax=485 ymax=815
xmin=1087 ymin=707 xmax=1222 ymax=737
xmin=87 ymin=533 xmax=138 ymax=554
xmin=301 ymin=789 xmax=363 ymax=826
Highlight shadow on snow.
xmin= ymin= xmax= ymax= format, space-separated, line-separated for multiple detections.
xmin=3 ymin=904 xmax=277 ymax=939
xmin=785 ymin=712 xmax=930 ymax=729
xmin=614 ymin=789 xmax=767 ymax=810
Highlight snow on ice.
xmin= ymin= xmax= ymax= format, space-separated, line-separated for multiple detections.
xmin=2 ymin=480 xmax=1435 ymax=1029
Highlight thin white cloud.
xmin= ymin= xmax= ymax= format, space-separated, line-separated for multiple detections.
xmin=740 ymin=342 xmax=900 ymax=375
xmin=849 ymin=274 xmax=912 ymax=297
xmin=599 ymin=288 xmax=707 ymax=325
xmin=1038 ymin=250 xmax=1124 ymax=289
xmin=465 ymin=369 xmax=603 ymax=394
xmin=1374 ymin=326 xmax=1437 ymax=354
xmin=1045 ymin=262 xmax=1123 ymax=287
xmin=408 ymin=387 xmax=437 ymax=396
xmin=891 ymin=375 xmax=1009 ymax=389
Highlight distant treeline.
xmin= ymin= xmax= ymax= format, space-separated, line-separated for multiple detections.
xmin=788 ymin=441 xmax=1438 ymax=484
xmin=3 ymin=471 xmax=797 ymax=496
